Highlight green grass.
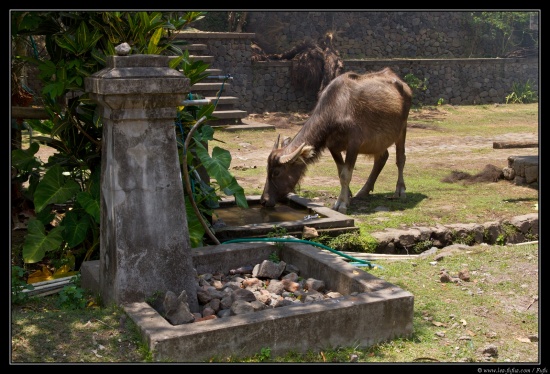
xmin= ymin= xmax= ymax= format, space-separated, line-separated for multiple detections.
xmin=12 ymin=104 xmax=539 ymax=363
xmin=209 ymin=243 xmax=538 ymax=363
xmin=11 ymin=296 xmax=147 ymax=362
xmin=11 ymin=243 xmax=538 ymax=363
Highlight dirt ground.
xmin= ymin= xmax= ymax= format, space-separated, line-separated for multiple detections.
xmin=23 ymin=106 xmax=539 ymax=215
xmin=222 ymin=108 xmax=539 ymax=208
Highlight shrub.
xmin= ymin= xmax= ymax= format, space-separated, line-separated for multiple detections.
xmin=505 ymin=79 xmax=537 ymax=103
xmin=11 ymin=265 xmax=35 ymax=304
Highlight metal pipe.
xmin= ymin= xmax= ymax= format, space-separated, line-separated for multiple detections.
xmin=181 ymin=99 xmax=211 ymax=106
xmin=206 ymin=75 xmax=233 ymax=80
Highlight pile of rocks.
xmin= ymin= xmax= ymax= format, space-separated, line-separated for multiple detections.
xmin=150 ymin=258 xmax=345 ymax=325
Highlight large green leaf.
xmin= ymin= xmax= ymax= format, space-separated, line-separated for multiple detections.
xmin=33 ymin=164 xmax=81 ymax=213
xmin=193 ymin=143 xmax=248 ymax=208
xmin=75 ymin=21 xmax=103 ymax=53
xmin=222 ymin=180 xmax=248 ymax=208
xmin=23 ymin=219 xmax=65 ymax=263
xmin=11 ymin=142 xmax=42 ymax=171
xmin=62 ymin=210 xmax=90 ymax=248
xmin=169 ymin=55 xmax=184 ymax=70
xmin=77 ymin=191 xmax=100 ymax=223
xmin=185 ymin=196 xmax=205 ymax=248
xmin=192 ymin=123 xmax=216 ymax=143
xmin=147 ymin=27 xmax=163 ymax=54
xmin=26 ymin=118 xmax=54 ymax=135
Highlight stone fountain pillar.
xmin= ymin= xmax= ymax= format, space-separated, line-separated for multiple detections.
xmin=85 ymin=54 xmax=199 ymax=312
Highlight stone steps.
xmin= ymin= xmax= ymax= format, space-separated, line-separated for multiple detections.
xmin=179 ymin=43 xmax=250 ymax=126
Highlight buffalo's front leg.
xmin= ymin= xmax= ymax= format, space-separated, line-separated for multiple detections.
xmin=332 ymin=149 xmax=358 ymax=214
xmin=329 ymin=149 xmax=352 ymax=213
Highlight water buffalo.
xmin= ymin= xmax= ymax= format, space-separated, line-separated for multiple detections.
xmin=260 ymin=67 xmax=413 ymax=214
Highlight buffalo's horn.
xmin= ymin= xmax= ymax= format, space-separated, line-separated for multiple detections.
xmin=279 ymin=142 xmax=306 ymax=164
xmin=273 ymin=134 xmax=281 ymax=150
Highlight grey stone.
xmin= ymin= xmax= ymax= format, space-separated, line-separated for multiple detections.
xmin=163 ymin=290 xmax=195 ymax=325
xmin=509 ymin=213 xmax=539 ymax=236
xmin=266 ymin=279 xmax=285 ymax=295
xmin=254 ymin=259 xmax=287 ymax=279
xmin=230 ymin=300 xmax=255 ymax=315
xmin=305 ymin=278 xmax=325 ymax=292
xmin=231 ymin=288 xmax=257 ymax=302
xmin=115 ymin=42 xmax=131 ymax=56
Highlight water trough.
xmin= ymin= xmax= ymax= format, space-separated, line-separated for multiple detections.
xmin=210 ymin=194 xmax=359 ymax=242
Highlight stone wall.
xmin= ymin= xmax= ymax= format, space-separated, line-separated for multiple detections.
xmin=178 ymin=32 xmax=538 ymax=113
xmin=21 ymin=12 xmax=539 ymax=114
xmin=348 ymin=58 xmax=539 ymax=106
xmin=241 ymin=11 xmax=538 ymax=59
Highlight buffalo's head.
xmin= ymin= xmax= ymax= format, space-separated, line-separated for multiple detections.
xmin=260 ymin=135 xmax=315 ymax=207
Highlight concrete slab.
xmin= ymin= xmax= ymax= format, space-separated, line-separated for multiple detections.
xmin=82 ymin=242 xmax=414 ymax=362
xmin=216 ymin=118 xmax=275 ymax=131
xmin=507 ymin=155 xmax=539 ymax=186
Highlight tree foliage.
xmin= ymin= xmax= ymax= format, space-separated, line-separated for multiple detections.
xmin=11 ymin=11 xmax=246 ymax=277
xmin=470 ymin=11 xmax=538 ymax=57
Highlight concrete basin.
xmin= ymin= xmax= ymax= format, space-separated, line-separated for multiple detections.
xmin=120 ymin=241 xmax=414 ymax=362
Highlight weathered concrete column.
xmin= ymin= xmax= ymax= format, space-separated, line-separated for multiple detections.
xmin=85 ymin=54 xmax=199 ymax=311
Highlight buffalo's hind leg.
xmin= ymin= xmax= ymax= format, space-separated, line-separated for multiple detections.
xmin=392 ymin=129 xmax=407 ymax=199
xmin=354 ymin=150 xmax=389 ymax=198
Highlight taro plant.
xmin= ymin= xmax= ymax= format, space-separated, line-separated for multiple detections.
xmin=11 ymin=11 xmax=247 ymax=278
xmin=174 ymin=101 xmax=248 ymax=247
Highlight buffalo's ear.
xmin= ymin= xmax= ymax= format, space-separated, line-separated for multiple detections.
xmin=279 ymin=143 xmax=315 ymax=164
xmin=300 ymin=145 xmax=315 ymax=160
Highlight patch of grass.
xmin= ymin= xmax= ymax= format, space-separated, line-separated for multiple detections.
xmin=12 ymin=104 xmax=539 ymax=363
xmin=11 ymin=243 xmax=538 ymax=363
xmin=312 ymin=232 xmax=378 ymax=253
xmin=11 ymin=295 xmax=147 ymax=363
xmin=210 ymin=245 xmax=538 ymax=363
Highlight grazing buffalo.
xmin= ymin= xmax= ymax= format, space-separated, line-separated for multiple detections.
xmin=260 ymin=67 xmax=413 ymax=214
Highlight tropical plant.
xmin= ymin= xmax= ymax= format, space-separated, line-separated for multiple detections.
xmin=505 ymin=79 xmax=537 ymax=104
xmin=56 ymin=275 xmax=88 ymax=310
xmin=11 ymin=265 xmax=35 ymax=304
xmin=11 ymin=11 xmax=247 ymax=277
xmin=174 ymin=102 xmax=248 ymax=246
xmin=403 ymin=73 xmax=427 ymax=92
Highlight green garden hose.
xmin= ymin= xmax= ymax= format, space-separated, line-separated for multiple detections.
xmin=222 ymin=237 xmax=379 ymax=269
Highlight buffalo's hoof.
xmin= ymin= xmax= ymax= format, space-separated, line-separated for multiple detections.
xmin=333 ymin=201 xmax=348 ymax=214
